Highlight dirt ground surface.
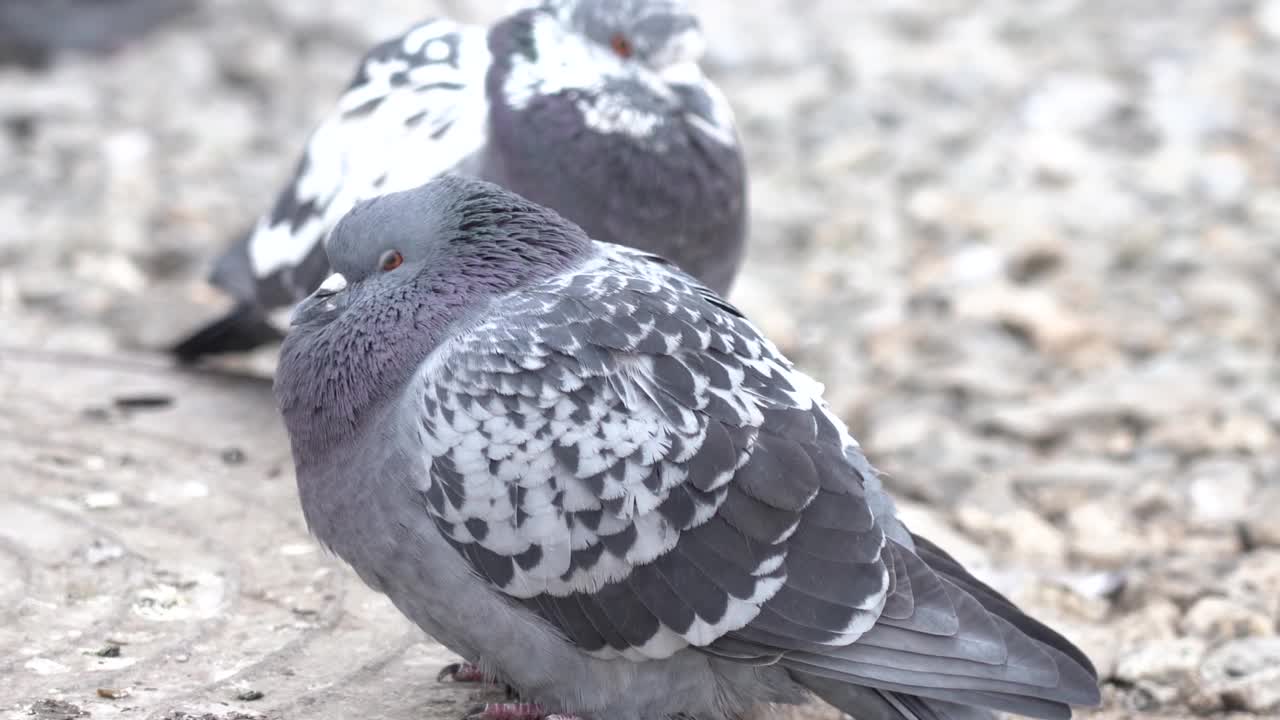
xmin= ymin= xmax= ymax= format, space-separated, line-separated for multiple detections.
xmin=2 ymin=1 xmax=1278 ymax=719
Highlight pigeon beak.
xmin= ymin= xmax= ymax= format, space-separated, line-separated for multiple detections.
xmin=290 ymin=272 xmax=350 ymax=327
xmin=660 ymin=64 xmax=737 ymax=147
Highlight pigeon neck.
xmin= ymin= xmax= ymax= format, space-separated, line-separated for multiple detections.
xmin=274 ymin=295 xmax=456 ymax=459
xmin=275 ymin=235 xmax=592 ymax=460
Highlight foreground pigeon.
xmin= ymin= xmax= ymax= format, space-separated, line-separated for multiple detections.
xmin=275 ymin=176 xmax=1100 ymax=720
xmin=172 ymin=0 xmax=746 ymax=362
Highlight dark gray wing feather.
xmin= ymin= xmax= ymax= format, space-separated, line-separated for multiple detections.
xmin=403 ymin=247 xmax=884 ymax=660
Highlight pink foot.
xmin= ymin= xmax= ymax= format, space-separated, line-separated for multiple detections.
xmin=463 ymin=702 xmax=580 ymax=720
xmin=439 ymin=661 xmax=519 ymax=699
xmin=438 ymin=662 xmax=489 ymax=683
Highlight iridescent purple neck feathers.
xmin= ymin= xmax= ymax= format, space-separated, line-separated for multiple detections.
xmin=274 ymin=177 xmax=594 ymax=454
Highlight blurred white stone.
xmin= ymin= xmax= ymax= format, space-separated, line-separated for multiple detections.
xmin=1022 ymin=72 xmax=1121 ymax=132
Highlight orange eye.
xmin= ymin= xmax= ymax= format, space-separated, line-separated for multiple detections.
xmin=379 ymin=249 xmax=403 ymax=272
xmin=609 ymin=33 xmax=633 ymax=59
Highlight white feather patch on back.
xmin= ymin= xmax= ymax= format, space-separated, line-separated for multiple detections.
xmin=248 ymin=19 xmax=493 ymax=280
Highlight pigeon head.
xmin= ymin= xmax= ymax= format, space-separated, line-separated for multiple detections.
xmin=290 ymin=175 xmax=593 ymax=330
xmin=275 ymin=176 xmax=592 ymax=449
xmin=502 ymin=0 xmax=705 ymax=74
xmin=487 ymin=0 xmax=712 ymax=140
xmin=546 ymin=0 xmax=705 ymax=70
xmin=481 ymin=0 xmax=746 ymax=294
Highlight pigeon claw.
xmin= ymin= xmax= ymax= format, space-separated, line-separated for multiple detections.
xmin=438 ymin=661 xmax=488 ymax=683
xmin=439 ymin=662 xmax=520 ymax=699
xmin=462 ymin=702 xmax=580 ymax=720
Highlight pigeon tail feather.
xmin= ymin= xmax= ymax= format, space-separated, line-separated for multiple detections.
xmin=171 ymin=303 xmax=284 ymax=362
xmin=793 ymin=674 xmax=997 ymax=720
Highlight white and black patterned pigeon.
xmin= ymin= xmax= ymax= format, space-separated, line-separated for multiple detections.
xmin=274 ymin=176 xmax=1101 ymax=720
xmin=172 ymin=0 xmax=745 ymax=362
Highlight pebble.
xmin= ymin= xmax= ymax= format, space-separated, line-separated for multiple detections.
xmin=1222 ymin=551 xmax=1280 ymax=619
xmin=1187 ymin=458 xmax=1257 ymax=527
xmin=955 ymin=506 xmax=1067 ymax=565
xmin=1258 ymin=0 xmax=1280 ymax=41
xmin=1242 ymin=485 xmax=1280 ymax=549
xmin=1022 ymin=72 xmax=1123 ymax=133
xmin=1196 ymin=150 xmax=1250 ymax=207
xmin=1066 ymin=501 xmax=1150 ymax=567
xmin=1179 ymin=596 xmax=1275 ymax=642
xmin=1198 ymin=637 xmax=1280 ymax=713
xmin=956 ymin=284 xmax=1096 ymax=355
xmin=1114 ymin=637 xmax=1207 ymax=686
xmin=83 ymin=491 xmax=123 ymax=509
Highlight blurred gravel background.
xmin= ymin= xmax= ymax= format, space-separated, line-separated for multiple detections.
xmin=2 ymin=0 xmax=1279 ymax=718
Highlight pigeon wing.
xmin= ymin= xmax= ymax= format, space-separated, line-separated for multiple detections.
xmin=217 ymin=17 xmax=492 ymax=308
xmin=402 ymin=246 xmax=1099 ymax=718
xmin=401 ymin=246 xmax=891 ymax=662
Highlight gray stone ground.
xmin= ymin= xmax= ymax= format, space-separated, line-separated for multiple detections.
xmin=2 ymin=0 xmax=1278 ymax=718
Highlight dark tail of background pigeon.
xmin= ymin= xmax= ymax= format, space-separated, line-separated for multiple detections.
xmin=790 ymin=532 xmax=1100 ymax=720
xmin=170 ymin=303 xmax=283 ymax=363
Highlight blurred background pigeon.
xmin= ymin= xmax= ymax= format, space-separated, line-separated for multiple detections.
xmin=170 ymin=0 xmax=746 ymax=364
xmin=275 ymin=176 xmax=1101 ymax=720
xmin=0 ymin=0 xmax=195 ymax=69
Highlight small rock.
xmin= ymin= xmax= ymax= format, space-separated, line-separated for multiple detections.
xmin=1022 ymin=72 xmax=1122 ymax=132
xmin=113 ymin=393 xmax=175 ymax=411
xmin=84 ymin=539 xmax=126 ymax=566
xmin=1199 ymin=637 xmax=1280 ymax=713
xmin=928 ymin=363 xmax=1027 ymax=400
xmin=1007 ymin=237 xmax=1065 ymax=284
xmin=1242 ymin=485 xmax=1280 ymax=549
xmin=1066 ymin=501 xmax=1148 ymax=567
xmin=1222 ymin=551 xmax=1280 ymax=619
xmin=24 ymin=658 xmax=69 ymax=675
xmin=83 ymin=490 xmax=122 ymax=509
xmin=1179 ymin=596 xmax=1274 ymax=642
xmin=956 ymin=284 xmax=1097 ymax=355
xmin=1150 ymin=410 xmax=1274 ymax=457
xmin=1058 ymin=570 xmax=1128 ymax=604
xmin=96 ymin=687 xmax=131 ymax=699
xmin=1115 ymin=636 xmax=1207 ymax=685
xmin=946 ymin=243 xmax=1006 ymax=287
xmin=955 ymin=506 xmax=1067 ymax=565
xmin=1055 ymin=623 xmax=1119 ymax=680
xmin=1187 ymin=458 xmax=1257 ymax=527
xmin=234 ymin=689 xmax=264 ymax=702
xmin=1129 ymin=553 xmax=1225 ymax=609
xmin=904 ymin=184 xmax=956 ymax=226
xmin=1020 ymin=131 xmax=1096 ymax=184
xmin=1012 ymin=459 xmax=1132 ymax=516
xmin=977 ymin=405 xmax=1063 ymax=444
xmin=27 ymin=699 xmax=88 ymax=719
xmin=161 ymin=713 xmax=264 ymax=720
xmin=1259 ymin=0 xmax=1280 ymax=38
xmin=1196 ymin=150 xmax=1250 ymax=207
xmin=1115 ymin=599 xmax=1182 ymax=648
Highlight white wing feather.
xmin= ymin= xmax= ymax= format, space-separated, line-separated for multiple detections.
xmin=248 ymin=18 xmax=492 ymax=279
